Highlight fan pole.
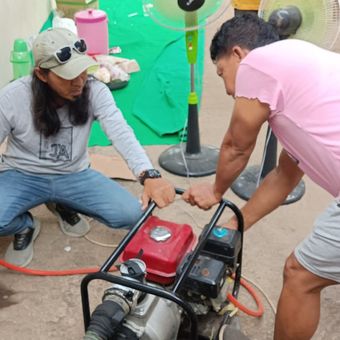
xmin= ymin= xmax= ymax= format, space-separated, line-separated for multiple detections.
xmin=231 ymin=126 xmax=305 ymax=204
xmin=159 ymin=14 xmax=219 ymax=177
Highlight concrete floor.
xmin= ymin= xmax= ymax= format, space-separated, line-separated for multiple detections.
xmin=1 ymin=7 xmax=340 ymax=340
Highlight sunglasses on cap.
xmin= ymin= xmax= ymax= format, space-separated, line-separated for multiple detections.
xmin=53 ymin=39 xmax=87 ymax=64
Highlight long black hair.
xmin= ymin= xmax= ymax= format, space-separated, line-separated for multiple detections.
xmin=31 ymin=70 xmax=90 ymax=137
xmin=210 ymin=13 xmax=280 ymax=62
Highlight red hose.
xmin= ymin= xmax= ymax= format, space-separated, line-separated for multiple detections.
xmin=0 ymin=259 xmax=117 ymax=276
xmin=0 ymin=260 xmax=264 ymax=317
xmin=227 ymin=276 xmax=264 ymax=317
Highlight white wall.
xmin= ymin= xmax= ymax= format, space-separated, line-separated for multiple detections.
xmin=0 ymin=0 xmax=53 ymax=88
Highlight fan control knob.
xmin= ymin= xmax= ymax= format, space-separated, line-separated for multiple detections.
xmin=178 ymin=0 xmax=205 ymax=12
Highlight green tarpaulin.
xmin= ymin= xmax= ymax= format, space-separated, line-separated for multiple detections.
xmin=43 ymin=0 xmax=205 ymax=145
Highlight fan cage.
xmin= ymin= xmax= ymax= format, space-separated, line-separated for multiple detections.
xmin=143 ymin=0 xmax=231 ymax=31
xmin=259 ymin=0 xmax=340 ymax=51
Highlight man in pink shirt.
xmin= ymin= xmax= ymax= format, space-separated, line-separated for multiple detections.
xmin=183 ymin=14 xmax=340 ymax=340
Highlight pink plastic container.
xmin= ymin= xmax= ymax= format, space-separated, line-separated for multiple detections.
xmin=75 ymin=9 xmax=108 ymax=55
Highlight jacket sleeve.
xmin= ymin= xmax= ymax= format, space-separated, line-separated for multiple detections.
xmin=90 ymin=81 xmax=153 ymax=178
xmin=0 ymin=94 xmax=13 ymax=146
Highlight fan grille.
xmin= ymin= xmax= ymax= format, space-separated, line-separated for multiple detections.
xmin=143 ymin=0 xmax=231 ymax=31
xmin=259 ymin=0 xmax=340 ymax=51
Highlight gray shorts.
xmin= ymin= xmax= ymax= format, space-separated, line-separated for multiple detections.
xmin=295 ymin=201 xmax=340 ymax=283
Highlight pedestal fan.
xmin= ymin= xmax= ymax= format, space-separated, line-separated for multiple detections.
xmin=231 ymin=0 xmax=340 ymax=203
xmin=143 ymin=0 xmax=231 ymax=177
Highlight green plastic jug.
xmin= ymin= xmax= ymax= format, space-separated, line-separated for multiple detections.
xmin=10 ymin=39 xmax=32 ymax=79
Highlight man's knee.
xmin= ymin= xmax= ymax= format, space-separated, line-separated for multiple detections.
xmin=123 ymin=206 xmax=143 ymax=227
xmin=282 ymin=253 xmax=317 ymax=295
xmin=105 ymin=202 xmax=143 ymax=228
xmin=283 ymin=253 xmax=303 ymax=280
xmin=282 ymin=253 xmax=334 ymax=293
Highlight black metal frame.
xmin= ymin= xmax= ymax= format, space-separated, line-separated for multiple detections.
xmin=81 ymin=188 xmax=244 ymax=340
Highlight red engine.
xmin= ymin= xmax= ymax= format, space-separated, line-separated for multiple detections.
xmin=121 ymin=216 xmax=197 ymax=285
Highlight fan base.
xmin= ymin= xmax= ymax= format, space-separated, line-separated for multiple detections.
xmin=231 ymin=165 xmax=305 ymax=204
xmin=159 ymin=144 xmax=219 ymax=177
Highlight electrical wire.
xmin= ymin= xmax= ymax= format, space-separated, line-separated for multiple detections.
xmin=178 ymin=61 xmax=203 ymax=187
xmin=173 ymin=196 xmax=204 ymax=229
xmin=84 ymin=234 xmax=119 ymax=248
xmin=256 ymin=127 xmax=273 ymax=187
xmin=179 ymin=117 xmax=193 ymax=187
xmin=83 ymin=217 xmax=119 ymax=248
xmin=218 ymin=307 xmax=240 ymax=340
xmin=241 ymin=274 xmax=277 ymax=315
xmin=218 ymin=324 xmax=227 ymax=340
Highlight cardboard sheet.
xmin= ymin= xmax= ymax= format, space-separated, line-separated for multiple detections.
xmin=89 ymin=153 xmax=136 ymax=181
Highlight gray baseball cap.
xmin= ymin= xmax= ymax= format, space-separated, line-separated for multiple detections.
xmin=32 ymin=27 xmax=98 ymax=80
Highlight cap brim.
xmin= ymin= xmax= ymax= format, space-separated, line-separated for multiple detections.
xmin=51 ymin=53 xmax=98 ymax=80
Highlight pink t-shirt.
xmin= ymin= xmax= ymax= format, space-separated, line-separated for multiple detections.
xmin=235 ymin=39 xmax=340 ymax=198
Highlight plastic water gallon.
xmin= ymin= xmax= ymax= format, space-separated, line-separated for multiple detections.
xmin=75 ymin=9 xmax=108 ymax=55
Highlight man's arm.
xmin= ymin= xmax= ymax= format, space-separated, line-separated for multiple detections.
xmin=183 ymin=97 xmax=269 ymax=209
xmin=213 ymin=97 xmax=270 ymax=199
xmin=92 ymin=82 xmax=175 ymax=208
xmin=227 ymin=149 xmax=304 ymax=230
xmin=0 ymin=98 xmax=12 ymax=146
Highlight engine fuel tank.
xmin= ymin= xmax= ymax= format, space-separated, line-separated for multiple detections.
xmin=121 ymin=216 xmax=196 ymax=284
